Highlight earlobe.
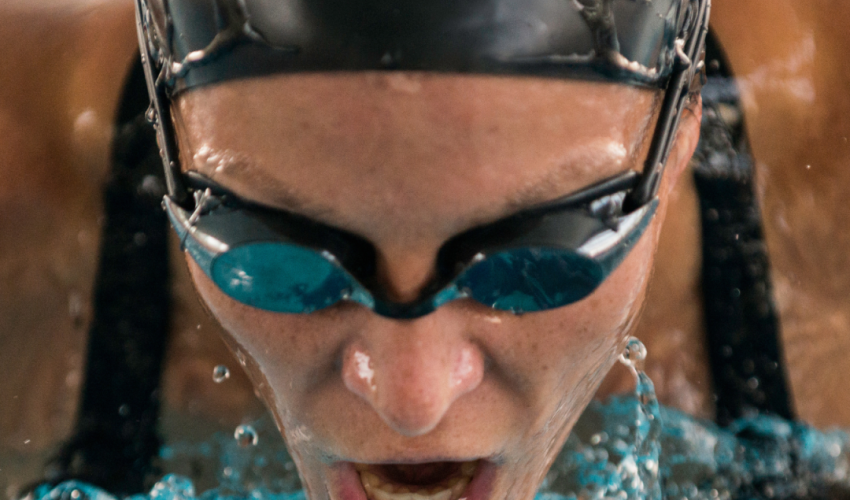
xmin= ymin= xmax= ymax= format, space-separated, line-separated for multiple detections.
xmin=661 ymin=96 xmax=703 ymax=196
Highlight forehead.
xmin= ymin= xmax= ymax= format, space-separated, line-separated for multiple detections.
xmin=173 ymin=73 xmax=658 ymax=244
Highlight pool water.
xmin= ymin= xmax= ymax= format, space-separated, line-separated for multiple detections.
xmin=29 ymin=340 xmax=850 ymax=500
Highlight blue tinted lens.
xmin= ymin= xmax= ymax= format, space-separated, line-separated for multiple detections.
xmin=210 ymin=243 xmax=355 ymax=313
xmin=457 ymin=248 xmax=604 ymax=313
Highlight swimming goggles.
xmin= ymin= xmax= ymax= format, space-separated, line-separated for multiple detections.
xmin=136 ymin=0 xmax=709 ymax=318
xmin=164 ymin=170 xmax=656 ymax=319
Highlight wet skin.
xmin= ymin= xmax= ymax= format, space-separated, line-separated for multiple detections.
xmin=171 ymin=73 xmax=702 ymax=500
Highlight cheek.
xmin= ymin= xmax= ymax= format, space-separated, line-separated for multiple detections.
xmin=513 ymin=225 xmax=657 ymax=417
xmin=185 ymin=257 xmax=361 ymax=421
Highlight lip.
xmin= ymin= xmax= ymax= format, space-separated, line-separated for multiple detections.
xmin=330 ymin=460 xmax=497 ymax=500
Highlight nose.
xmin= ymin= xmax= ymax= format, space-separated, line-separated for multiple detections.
xmin=341 ymin=312 xmax=485 ymax=437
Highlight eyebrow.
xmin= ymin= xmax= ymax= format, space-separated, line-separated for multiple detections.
xmin=203 ymin=166 xmax=342 ymax=222
xmin=504 ymin=105 xmax=659 ymax=216
xmin=503 ymin=152 xmax=637 ymax=218
xmin=196 ymin=134 xmax=647 ymax=234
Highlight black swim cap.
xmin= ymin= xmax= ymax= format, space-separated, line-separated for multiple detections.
xmin=138 ymin=0 xmax=706 ymax=93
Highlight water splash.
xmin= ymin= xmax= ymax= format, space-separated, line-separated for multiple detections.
xmin=29 ymin=337 xmax=850 ymax=500
xmin=541 ymin=337 xmax=662 ymax=500
xmin=539 ymin=337 xmax=850 ymax=500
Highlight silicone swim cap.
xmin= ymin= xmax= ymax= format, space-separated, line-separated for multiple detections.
xmin=137 ymin=0 xmax=705 ymax=93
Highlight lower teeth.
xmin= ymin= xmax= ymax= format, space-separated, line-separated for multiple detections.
xmin=358 ymin=462 xmax=475 ymax=500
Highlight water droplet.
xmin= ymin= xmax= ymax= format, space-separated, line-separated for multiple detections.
xmin=139 ymin=175 xmax=165 ymax=197
xmin=145 ymin=105 xmax=157 ymax=124
xmin=170 ymin=61 xmax=185 ymax=75
xmin=619 ymin=337 xmax=647 ymax=371
xmin=213 ymin=365 xmax=231 ymax=383
xmin=234 ymin=424 xmax=258 ymax=447
xmin=590 ymin=432 xmax=608 ymax=445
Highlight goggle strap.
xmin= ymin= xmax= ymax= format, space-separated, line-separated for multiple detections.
xmin=624 ymin=0 xmax=710 ymax=211
xmin=136 ymin=0 xmax=188 ymax=204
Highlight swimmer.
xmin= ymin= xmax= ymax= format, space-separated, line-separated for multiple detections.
xmin=4 ymin=2 xmax=841 ymax=498
xmin=124 ymin=0 xmax=708 ymax=499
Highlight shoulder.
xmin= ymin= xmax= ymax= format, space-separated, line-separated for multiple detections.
xmin=0 ymin=0 xmax=138 ymax=451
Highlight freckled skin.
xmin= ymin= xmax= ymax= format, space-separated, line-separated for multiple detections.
xmin=173 ymin=73 xmax=702 ymax=500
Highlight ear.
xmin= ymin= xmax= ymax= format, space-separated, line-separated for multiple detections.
xmin=659 ymin=95 xmax=703 ymax=196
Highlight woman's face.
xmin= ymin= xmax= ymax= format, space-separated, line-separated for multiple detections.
xmin=172 ymin=73 xmax=699 ymax=500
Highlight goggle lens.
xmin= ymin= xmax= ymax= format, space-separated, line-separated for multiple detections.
xmin=211 ymin=243 xmax=354 ymax=313
xmin=458 ymin=249 xmax=604 ymax=314
xmin=210 ymin=244 xmax=606 ymax=316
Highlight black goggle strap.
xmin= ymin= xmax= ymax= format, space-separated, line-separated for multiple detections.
xmin=625 ymin=0 xmax=710 ymax=210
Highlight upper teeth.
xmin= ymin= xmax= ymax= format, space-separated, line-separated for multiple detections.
xmin=357 ymin=462 xmax=476 ymax=500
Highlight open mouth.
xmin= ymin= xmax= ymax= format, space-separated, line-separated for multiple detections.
xmin=353 ymin=460 xmax=479 ymax=500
